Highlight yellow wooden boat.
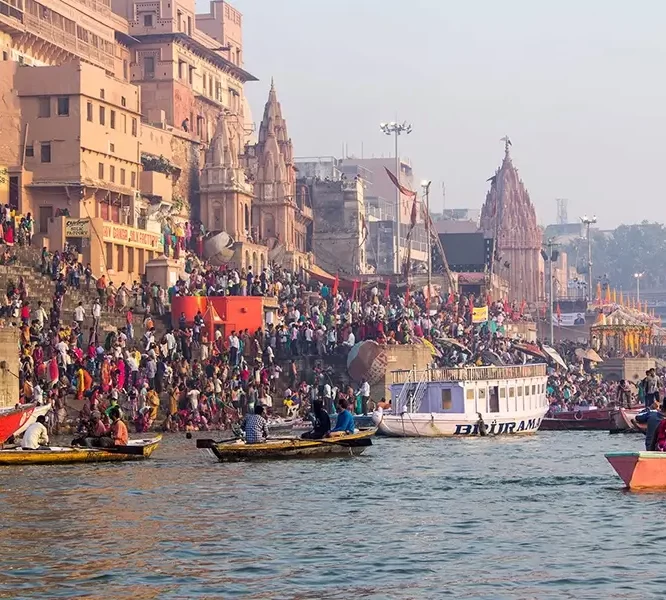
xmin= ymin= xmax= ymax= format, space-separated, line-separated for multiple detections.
xmin=197 ymin=428 xmax=376 ymax=462
xmin=0 ymin=436 xmax=162 ymax=465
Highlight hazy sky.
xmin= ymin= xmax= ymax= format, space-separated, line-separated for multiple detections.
xmin=223 ymin=0 xmax=666 ymax=228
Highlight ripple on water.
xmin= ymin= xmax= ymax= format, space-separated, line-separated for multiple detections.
xmin=0 ymin=431 xmax=662 ymax=599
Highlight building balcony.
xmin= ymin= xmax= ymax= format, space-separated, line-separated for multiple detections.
xmin=23 ymin=13 xmax=114 ymax=71
xmin=140 ymin=170 xmax=172 ymax=203
xmin=0 ymin=0 xmax=24 ymax=34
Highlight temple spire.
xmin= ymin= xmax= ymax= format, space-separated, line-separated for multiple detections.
xmin=500 ymin=135 xmax=512 ymax=159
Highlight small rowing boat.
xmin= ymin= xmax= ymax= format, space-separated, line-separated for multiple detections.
xmin=197 ymin=428 xmax=376 ymax=462
xmin=606 ymin=451 xmax=666 ymax=490
xmin=609 ymin=407 xmax=648 ymax=434
xmin=0 ymin=436 xmax=162 ymax=465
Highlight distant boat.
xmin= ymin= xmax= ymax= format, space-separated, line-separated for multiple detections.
xmin=606 ymin=451 xmax=666 ymax=490
xmin=197 ymin=429 xmax=375 ymax=461
xmin=372 ymin=364 xmax=549 ymax=438
xmin=0 ymin=436 xmax=162 ymax=466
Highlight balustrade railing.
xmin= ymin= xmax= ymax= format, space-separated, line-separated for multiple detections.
xmin=391 ymin=363 xmax=546 ymax=384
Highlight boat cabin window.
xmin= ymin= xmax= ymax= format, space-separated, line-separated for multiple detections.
xmin=517 ymin=386 xmax=523 ymax=396
xmin=499 ymin=387 xmax=506 ymax=398
xmin=466 ymin=388 xmax=475 ymax=400
xmin=478 ymin=388 xmax=486 ymax=399
xmin=509 ymin=387 xmax=515 ymax=398
xmin=441 ymin=389 xmax=452 ymax=410
xmin=532 ymin=384 xmax=536 ymax=395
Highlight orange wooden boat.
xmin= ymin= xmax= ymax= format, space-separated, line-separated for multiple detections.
xmin=605 ymin=451 xmax=666 ymax=490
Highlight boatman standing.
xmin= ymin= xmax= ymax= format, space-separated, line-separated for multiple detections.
xmin=634 ymin=402 xmax=665 ymax=450
xmin=21 ymin=415 xmax=49 ymax=450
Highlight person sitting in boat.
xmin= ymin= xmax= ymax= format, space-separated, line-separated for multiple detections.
xmin=108 ymin=407 xmax=129 ymax=447
xmin=327 ymin=398 xmax=355 ymax=437
xmin=634 ymin=401 xmax=664 ymax=450
xmin=21 ymin=415 xmax=49 ymax=450
xmin=301 ymin=400 xmax=331 ymax=440
xmin=376 ymin=397 xmax=391 ymax=410
xmin=241 ymin=404 xmax=269 ymax=444
xmin=73 ymin=410 xmax=109 ymax=448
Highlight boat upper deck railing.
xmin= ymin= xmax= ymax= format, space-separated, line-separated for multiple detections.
xmin=390 ymin=363 xmax=547 ymax=384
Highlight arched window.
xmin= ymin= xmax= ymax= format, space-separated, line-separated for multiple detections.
xmin=244 ymin=204 xmax=250 ymax=231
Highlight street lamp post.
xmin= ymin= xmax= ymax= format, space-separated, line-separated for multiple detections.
xmin=421 ymin=179 xmax=432 ymax=302
xmin=541 ymin=238 xmax=558 ymax=343
xmin=580 ymin=215 xmax=597 ymax=301
xmin=380 ymin=121 xmax=412 ymax=274
xmin=634 ymin=272 xmax=644 ymax=303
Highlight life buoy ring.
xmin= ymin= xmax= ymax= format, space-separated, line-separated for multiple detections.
xmin=574 ymin=410 xmax=583 ymax=421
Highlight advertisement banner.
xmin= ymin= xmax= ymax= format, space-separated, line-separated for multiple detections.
xmin=0 ymin=166 xmax=8 ymax=206
xmin=472 ymin=306 xmax=489 ymax=323
xmin=65 ymin=218 xmax=91 ymax=238
xmin=552 ymin=312 xmax=586 ymax=327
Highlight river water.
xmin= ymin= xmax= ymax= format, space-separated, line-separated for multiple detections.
xmin=0 ymin=431 xmax=663 ymax=600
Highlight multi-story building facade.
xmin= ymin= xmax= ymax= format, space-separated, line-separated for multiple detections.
xmin=0 ymin=0 xmax=313 ymax=281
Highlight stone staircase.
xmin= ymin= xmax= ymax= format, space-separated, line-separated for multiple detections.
xmin=2 ymin=245 xmax=168 ymax=340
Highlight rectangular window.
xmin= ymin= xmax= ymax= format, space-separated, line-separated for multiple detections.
xmin=122 ymin=60 xmax=128 ymax=81
xmin=138 ymin=248 xmax=145 ymax=274
xmin=188 ymin=65 xmax=194 ymax=85
xmin=117 ymin=244 xmax=124 ymax=271
xmin=56 ymin=96 xmax=69 ymax=116
xmin=532 ymin=385 xmax=536 ymax=395
xmin=25 ymin=145 xmax=34 ymax=157
xmin=143 ymin=13 xmax=153 ymax=26
xmin=120 ymin=168 xmax=126 ymax=185
xmin=109 ymin=143 xmax=115 ymax=153
xmin=130 ymin=171 xmax=136 ymax=187
xmin=178 ymin=60 xmax=184 ymax=80
xmin=478 ymin=388 xmax=486 ymax=399
xmin=110 ymin=110 xmax=116 ymax=129
xmin=109 ymin=165 xmax=115 ymax=182
xmin=101 ymin=200 xmax=109 ymax=220
xmin=127 ymin=247 xmax=134 ymax=274
xmin=99 ymin=106 xmax=105 ymax=125
xmin=40 ymin=142 xmax=51 ymax=163
xmin=509 ymin=387 xmax=515 ymax=398
xmin=466 ymin=388 xmax=475 ymax=400
xmin=38 ymin=97 xmax=50 ymax=118
xmin=499 ymin=387 xmax=506 ymax=398
xmin=122 ymin=114 xmax=127 ymax=133
xmin=131 ymin=118 xmax=137 ymax=137
xmin=98 ymin=162 xmax=104 ymax=179
xmin=441 ymin=389 xmax=452 ymax=410
xmin=100 ymin=89 xmax=105 ymax=99
xmin=105 ymin=242 xmax=113 ymax=269
xmin=86 ymin=101 xmax=93 ymax=121
xmin=144 ymin=56 xmax=155 ymax=78
xmin=517 ymin=386 xmax=523 ymax=397
xmin=121 ymin=96 xmax=126 ymax=107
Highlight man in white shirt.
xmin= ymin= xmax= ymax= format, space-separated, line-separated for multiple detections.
xmin=344 ymin=331 xmax=355 ymax=348
xmin=22 ymin=416 xmax=49 ymax=449
xmin=35 ymin=301 xmax=48 ymax=329
xmin=74 ymin=301 xmax=86 ymax=327
xmin=165 ymin=330 xmax=177 ymax=360
xmin=229 ymin=331 xmax=240 ymax=365
xmin=92 ymin=299 xmax=102 ymax=332
xmin=357 ymin=379 xmax=371 ymax=415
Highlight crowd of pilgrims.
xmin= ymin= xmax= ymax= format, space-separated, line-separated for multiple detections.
xmin=8 ymin=242 xmax=607 ymax=436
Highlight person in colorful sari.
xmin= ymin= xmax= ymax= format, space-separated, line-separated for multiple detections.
xmin=75 ymin=365 xmax=93 ymax=400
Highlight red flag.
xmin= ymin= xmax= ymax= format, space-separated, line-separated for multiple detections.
xmin=447 ymin=292 xmax=454 ymax=306
xmin=384 ymin=279 xmax=390 ymax=299
xmin=332 ymin=274 xmax=339 ymax=297
xmin=486 ymin=292 xmax=492 ymax=307
xmin=384 ymin=167 xmax=418 ymax=199
xmin=409 ymin=194 xmax=417 ymax=228
xmin=351 ymin=279 xmax=359 ymax=300
xmin=404 ymin=286 xmax=410 ymax=306
xmin=519 ymin=299 xmax=526 ymax=315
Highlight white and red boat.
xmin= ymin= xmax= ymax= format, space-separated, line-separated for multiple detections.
xmin=0 ymin=404 xmax=51 ymax=444
xmin=610 ymin=407 xmax=648 ymax=434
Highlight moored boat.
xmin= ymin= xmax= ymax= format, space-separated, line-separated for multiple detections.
xmin=605 ymin=451 xmax=666 ymax=490
xmin=609 ymin=407 xmax=647 ymax=434
xmin=197 ymin=428 xmax=375 ymax=461
xmin=0 ymin=403 xmax=51 ymax=444
xmin=540 ymin=406 xmax=615 ymax=431
xmin=0 ymin=436 xmax=162 ymax=465
xmin=372 ymin=364 xmax=549 ymax=438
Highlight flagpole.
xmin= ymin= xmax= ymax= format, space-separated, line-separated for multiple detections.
xmin=422 ymin=180 xmax=432 ymax=307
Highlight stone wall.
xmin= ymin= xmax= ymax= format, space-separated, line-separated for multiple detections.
xmin=0 ymin=328 xmax=20 ymax=408
xmin=170 ymin=132 xmax=202 ymax=219
xmin=0 ymin=61 xmax=22 ymax=170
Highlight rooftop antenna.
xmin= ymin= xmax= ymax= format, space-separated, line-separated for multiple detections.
xmin=441 ymin=181 xmax=446 ymax=212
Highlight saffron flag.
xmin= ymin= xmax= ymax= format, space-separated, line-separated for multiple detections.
xmin=351 ymin=278 xmax=358 ymax=299
xmin=384 ymin=167 xmax=418 ymax=199
xmin=520 ymin=299 xmax=527 ymax=316
xmin=472 ymin=306 xmax=489 ymax=323
xmin=332 ymin=274 xmax=339 ymax=298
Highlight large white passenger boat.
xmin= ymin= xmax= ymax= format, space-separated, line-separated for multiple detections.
xmin=372 ymin=364 xmax=549 ymax=437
